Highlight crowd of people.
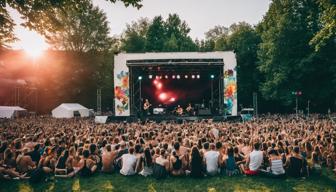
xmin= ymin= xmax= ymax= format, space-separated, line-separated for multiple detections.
xmin=0 ymin=115 xmax=335 ymax=183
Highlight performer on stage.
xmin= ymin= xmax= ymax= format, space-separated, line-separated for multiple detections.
xmin=186 ymin=103 xmax=195 ymax=116
xmin=143 ymin=99 xmax=152 ymax=115
xmin=175 ymin=105 xmax=183 ymax=116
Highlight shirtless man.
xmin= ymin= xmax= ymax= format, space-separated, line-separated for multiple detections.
xmin=102 ymin=145 xmax=117 ymax=173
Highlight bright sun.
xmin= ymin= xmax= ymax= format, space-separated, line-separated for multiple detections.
xmin=24 ymin=47 xmax=44 ymax=58
xmin=14 ymin=26 xmax=48 ymax=58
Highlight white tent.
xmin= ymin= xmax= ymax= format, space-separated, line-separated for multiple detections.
xmin=52 ymin=103 xmax=89 ymax=118
xmin=0 ymin=106 xmax=27 ymax=118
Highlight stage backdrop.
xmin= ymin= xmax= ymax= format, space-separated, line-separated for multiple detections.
xmin=114 ymin=52 xmax=237 ymax=116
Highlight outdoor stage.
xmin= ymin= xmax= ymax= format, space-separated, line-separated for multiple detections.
xmin=113 ymin=52 xmax=237 ymax=120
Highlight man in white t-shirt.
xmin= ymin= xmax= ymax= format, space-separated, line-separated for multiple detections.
xmin=242 ymin=142 xmax=263 ymax=175
xmin=204 ymin=143 xmax=220 ymax=176
xmin=120 ymin=147 xmax=137 ymax=176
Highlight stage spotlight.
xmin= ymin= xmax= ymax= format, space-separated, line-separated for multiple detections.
xmin=157 ymin=83 xmax=163 ymax=89
xmin=177 ymin=75 xmax=180 ymax=79
xmin=165 ymin=75 xmax=168 ymax=79
xmin=153 ymin=79 xmax=158 ymax=85
xmin=159 ymin=76 xmax=162 ymax=79
xmin=185 ymin=75 xmax=188 ymax=79
xmin=170 ymin=97 xmax=176 ymax=102
xmin=159 ymin=93 xmax=168 ymax=100
xmin=156 ymin=76 xmax=159 ymax=79
xmin=172 ymin=75 xmax=176 ymax=79
xmin=149 ymin=75 xmax=153 ymax=79
xmin=210 ymin=74 xmax=215 ymax=79
xmin=197 ymin=75 xmax=200 ymax=79
xmin=138 ymin=76 xmax=142 ymax=80
xmin=191 ymin=75 xmax=195 ymax=79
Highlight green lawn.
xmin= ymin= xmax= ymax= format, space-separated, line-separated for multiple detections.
xmin=1 ymin=171 xmax=336 ymax=192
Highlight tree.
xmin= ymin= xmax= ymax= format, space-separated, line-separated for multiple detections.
xmin=226 ymin=23 xmax=260 ymax=108
xmin=309 ymin=0 xmax=336 ymax=51
xmin=145 ymin=16 xmax=166 ymax=52
xmin=164 ymin=34 xmax=179 ymax=52
xmin=257 ymin=0 xmax=335 ymax=111
xmin=0 ymin=6 xmax=17 ymax=49
xmin=9 ymin=0 xmax=112 ymax=52
xmin=3 ymin=0 xmax=142 ymax=48
xmin=120 ymin=18 xmax=150 ymax=52
xmin=164 ymin=13 xmax=196 ymax=51
xmin=205 ymin=25 xmax=228 ymax=41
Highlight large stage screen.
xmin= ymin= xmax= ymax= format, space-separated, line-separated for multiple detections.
xmin=141 ymin=75 xmax=212 ymax=110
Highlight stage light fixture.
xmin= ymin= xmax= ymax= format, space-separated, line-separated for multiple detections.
xmin=159 ymin=76 xmax=162 ymax=79
xmin=191 ymin=75 xmax=195 ymax=79
xmin=185 ymin=75 xmax=188 ymax=79
xmin=159 ymin=93 xmax=168 ymax=100
xmin=149 ymin=75 xmax=153 ymax=79
xmin=165 ymin=75 xmax=168 ymax=79
xmin=138 ymin=76 xmax=142 ymax=80
xmin=210 ymin=74 xmax=215 ymax=79
xmin=157 ymin=83 xmax=163 ymax=89
xmin=156 ymin=76 xmax=159 ymax=79
xmin=177 ymin=75 xmax=180 ymax=79
xmin=170 ymin=97 xmax=176 ymax=102
xmin=197 ymin=75 xmax=200 ymax=79
xmin=172 ymin=75 xmax=176 ymax=79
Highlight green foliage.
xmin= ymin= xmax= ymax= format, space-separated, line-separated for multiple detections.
xmin=309 ymin=0 xmax=336 ymax=51
xmin=3 ymin=0 xmax=142 ymax=50
xmin=205 ymin=25 xmax=228 ymax=41
xmin=145 ymin=16 xmax=166 ymax=52
xmin=120 ymin=18 xmax=150 ymax=53
xmin=0 ymin=6 xmax=17 ymax=48
xmin=8 ymin=0 xmax=112 ymax=52
xmin=257 ymin=0 xmax=336 ymax=111
xmin=227 ymin=23 xmax=261 ymax=108
xmin=121 ymin=14 xmax=197 ymax=53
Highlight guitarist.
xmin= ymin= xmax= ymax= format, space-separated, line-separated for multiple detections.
xmin=175 ymin=105 xmax=183 ymax=116
xmin=143 ymin=99 xmax=152 ymax=115
xmin=186 ymin=103 xmax=195 ymax=116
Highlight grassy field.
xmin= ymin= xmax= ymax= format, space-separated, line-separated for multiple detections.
xmin=0 ymin=170 xmax=336 ymax=192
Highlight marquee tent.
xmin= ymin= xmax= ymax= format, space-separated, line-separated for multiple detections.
xmin=0 ymin=106 xmax=27 ymax=118
xmin=52 ymin=103 xmax=89 ymax=118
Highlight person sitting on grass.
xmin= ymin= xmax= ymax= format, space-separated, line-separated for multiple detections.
xmin=260 ymin=149 xmax=285 ymax=178
xmin=310 ymin=152 xmax=322 ymax=175
xmin=170 ymin=142 xmax=185 ymax=176
xmin=204 ymin=143 xmax=221 ymax=176
xmin=138 ymin=147 xmax=153 ymax=177
xmin=224 ymin=147 xmax=239 ymax=176
xmin=153 ymin=149 xmax=169 ymax=179
xmin=78 ymin=150 xmax=97 ymax=177
xmin=285 ymin=146 xmax=304 ymax=178
xmin=102 ymin=145 xmax=117 ymax=174
xmin=120 ymin=147 xmax=137 ymax=176
xmin=241 ymin=142 xmax=263 ymax=175
xmin=189 ymin=146 xmax=204 ymax=178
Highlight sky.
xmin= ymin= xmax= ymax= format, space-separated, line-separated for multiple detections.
xmin=8 ymin=0 xmax=271 ymax=50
